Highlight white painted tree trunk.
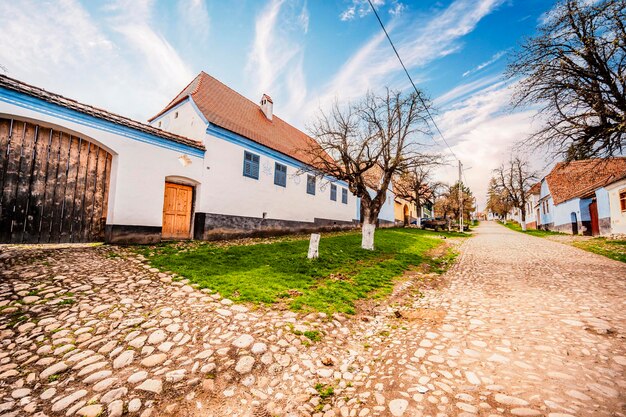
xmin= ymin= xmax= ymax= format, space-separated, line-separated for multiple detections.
xmin=520 ymin=220 xmax=527 ymax=231
xmin=307 ymin=233 xmax=320 ymax=259
xmin=416 ymin=206 xmax=422 ymax=228
xmin=361 ymin=223 xmax=375 ymax=250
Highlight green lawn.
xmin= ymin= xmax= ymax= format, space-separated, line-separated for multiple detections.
xmin=570 ymin=239 xmax=626 ymax=263
xmin=501 ymin=221 xmax=564 ymax=237
xmin=502 ymin=220 xmax=626 ymax=263
xmin=135 ymin=228 xmax=463 ymax=314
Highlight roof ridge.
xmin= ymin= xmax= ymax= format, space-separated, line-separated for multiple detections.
xmin=0 ymin=74 xmax=204 ymax=151
xmin=194 ymin=72 xmax=267 ymax=116
xmin=191 ymin=72 xmax=320 ymax=145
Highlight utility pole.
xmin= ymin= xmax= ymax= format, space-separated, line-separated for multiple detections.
xmin=458 ymin=160 xmax=463 ymax=233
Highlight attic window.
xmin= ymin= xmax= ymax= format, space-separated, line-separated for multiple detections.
xmin=174 ymin=111 xmax=179 ymax=119
xmin=158 ymin=121 xmax=161 ymax=128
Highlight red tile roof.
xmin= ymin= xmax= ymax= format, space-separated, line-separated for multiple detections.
xmin=0 ymin=75 xmax=205 ymax=151
xmin=545 ymin=158 xmax=626 ymax=205
xmin=150 ymin=72 xmax=323 ymax=166
xmin=527 ymin=182 xmax=541 ymax=196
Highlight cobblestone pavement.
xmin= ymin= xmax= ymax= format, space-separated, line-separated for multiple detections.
xmin=1 ymin=222 xmax=625 ymax=417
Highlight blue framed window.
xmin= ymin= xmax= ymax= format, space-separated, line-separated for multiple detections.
xmin=330 ymin=184 xmax=337 ymax=201
xmin=274 ymin=163 xmax=287 ymax=187
xmin=342 ymin=188 xmax=348 ymax=204
xmin=243 ymin=151 xmax=259 ymax=179
xmin=307 ymin=175 xmax=316 ymax=195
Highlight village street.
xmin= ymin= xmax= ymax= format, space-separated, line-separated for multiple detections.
xmin=0 ymin=222 xmax=625 ymax=417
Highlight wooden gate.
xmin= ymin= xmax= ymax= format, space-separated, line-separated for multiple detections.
xmin=0 ymin=118 xmax=112 ymax=243
xmin=162 ymin=182 xmax=193 ymax=239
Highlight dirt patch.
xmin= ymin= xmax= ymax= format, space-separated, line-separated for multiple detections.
xmin=399 ymin=307 xmax=447 ymax=324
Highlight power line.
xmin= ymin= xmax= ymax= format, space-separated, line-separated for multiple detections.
xmin=366 ymin=0 xmax=461 ymax=166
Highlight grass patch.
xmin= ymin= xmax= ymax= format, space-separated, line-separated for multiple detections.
xmin=503 ymin=220 xmax=626 ymax=263
xmin=501 ymin=221 xmax=564 ymax=237
xmin=571 ymin=238 xmax=626 ymax=263
xmin=135 ymin=228 xmax=464 ymax=314
xmin=315 ymin=383 xmax=334 ymax=400
xmin=303 ymin=330 xmax=322 ymax=342
xmin=58 ymin=298 xmax=76 ymax=306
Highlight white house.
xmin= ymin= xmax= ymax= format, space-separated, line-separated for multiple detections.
xmin=605 ymin=177 xmax=626 ymax=235
xmin=0 ymin=72 xmax=358 ymax=244
xmin=148 ymin=72 xmax=358 ymax=240
xmin=0 ymin=75 xmax=205 ymax=244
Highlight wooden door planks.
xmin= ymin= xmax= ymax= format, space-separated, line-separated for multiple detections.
xmin=0 ymin=118 xmax=112 ymax=243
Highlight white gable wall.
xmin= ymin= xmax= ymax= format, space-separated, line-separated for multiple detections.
xmin=606 ymin=178 xmax=626 ymax=234
xmin=151 ymin=99 xmax=207 ymax=141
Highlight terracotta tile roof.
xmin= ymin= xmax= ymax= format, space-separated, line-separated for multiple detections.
xmin=527 ymin=182 xmax=541 ymax=196
xmin=545 ymin=158 xmax=626 ymax=205
xmin=0 ymin=75 xmax=205 ymax=151
xmin=149 ymin=72 xmax=323 ymax=166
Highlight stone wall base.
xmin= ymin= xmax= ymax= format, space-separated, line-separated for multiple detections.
xmin=105 ymin=225 xmax=162 ymax=244
xmin=193 ymin=212 xmax=360 ymax=241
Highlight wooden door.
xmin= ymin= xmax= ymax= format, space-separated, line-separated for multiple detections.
xmin=0 ymin=118 xmax=111 ymax=243
xmin=589 ymin=200 xmax=600 ymax=236
xmin=162 ymin=182 xmax=193 ymax=239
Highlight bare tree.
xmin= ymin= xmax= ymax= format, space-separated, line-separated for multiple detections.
xmin=486 ymin=178 xmax=513 ymax=221
xmin=434 ymin=182 xmax=474 ymax=230
xmin=508 ymin=0 xmax=626 ymax=160
xmin=307 ymin=89 xmax=432 ymax=249
xmin=492 ymin=156 xmax=538 ymax=230
xmin=393 ymin=165 xmax=442 ymax=228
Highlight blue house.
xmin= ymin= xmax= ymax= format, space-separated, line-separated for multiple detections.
xmin=536 ymin=159 xmax=626 ymax=236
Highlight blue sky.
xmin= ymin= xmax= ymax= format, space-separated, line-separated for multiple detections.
xmin=0 ymin=0 xmax=555 ymax=208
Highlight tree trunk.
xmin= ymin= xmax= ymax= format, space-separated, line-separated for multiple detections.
xmin=361 ymin=222 xmax=376 ymax=250
xmin=360 ymin=203 xmax=378 ymax=250
xmin=520 ymin=207 xmax=527 ymax=231
xmin=415 ymin=204 xmax=422 ymax=228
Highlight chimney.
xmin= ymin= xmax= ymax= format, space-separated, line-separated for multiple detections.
xmin=260 ymin=94 xmax=273 ymax=121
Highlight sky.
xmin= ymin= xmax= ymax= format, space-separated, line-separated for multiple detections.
xmin=0 ymin=0 xmax=556 ymax=209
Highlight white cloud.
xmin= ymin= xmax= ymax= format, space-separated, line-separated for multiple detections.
xmin=0 ymin=0 xmax=194 ymax=121
xmin=177 ymin=0 xmax=211 ymax=40
xmin=462 ymin=49 xmax=509 ymax=77
xmin=246 ymin=0 xmax=309 ymax=122
xmin=433 ymin=79 xmax=545 ymax=210
xmin=340 ymin=0 xmax=385 ymax=21
xmin=434 ymin=74 xmax=503 ymax=107
xmin=306 ymin=0 xmax=506 ymax=123
xmin=0 ymin=0 xmax=113 ymax=75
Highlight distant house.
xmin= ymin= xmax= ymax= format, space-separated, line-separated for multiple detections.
xmin=524 ymin=182 xmax=542 ymax=229
xmin=533 ymin=158 xmax=626 ymax=236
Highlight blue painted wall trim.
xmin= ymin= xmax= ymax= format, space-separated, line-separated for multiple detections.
xmin=148 ymin=98 xmax=189 ymax=124
xmin=189 ymin=97 xmax=209 ymax=125
xmin=206 ymin=122 xmax=349 ymax=188
xmin=149 ymin=95 xmax=209 ymax=126
xmin=0 ymin=87 xmax=205 ymax=158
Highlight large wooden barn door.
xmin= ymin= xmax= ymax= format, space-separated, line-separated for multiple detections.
xmin=0 ymin=118 xmax=112 ymax=243
xmin=162 ymin=182 xmax=193 ymax=239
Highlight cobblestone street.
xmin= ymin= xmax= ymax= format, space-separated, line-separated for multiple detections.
xmin=1 ymin=222 xmax=625 ymax=417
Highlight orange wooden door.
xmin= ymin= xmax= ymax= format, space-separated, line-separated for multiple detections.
xmin=162 ymin=182 xmax=193 ymax=239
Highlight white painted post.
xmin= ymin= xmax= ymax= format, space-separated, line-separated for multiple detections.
xmin=308 ymin=233 xmax=320 ymax=259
